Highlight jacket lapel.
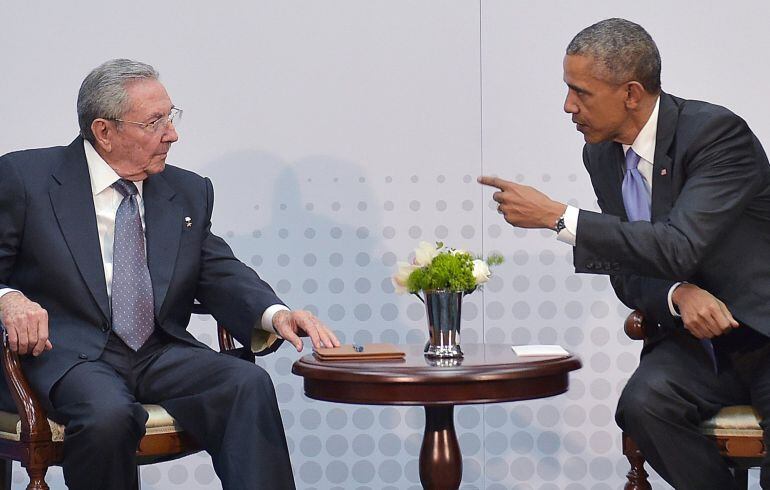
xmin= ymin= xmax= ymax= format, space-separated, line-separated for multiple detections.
xmin=650 ymin=92 xmax=678 ymax=221
xmin=49 ymin=138 xmax=110 ymax=321
xmin=142 ymin=173 xmax=182 ymax=320
xmin=597 ymin=142 xmax=627 ymax=217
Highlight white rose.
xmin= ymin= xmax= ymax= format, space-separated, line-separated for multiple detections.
xmin=472 ymin=259 xmax=491 ymax=285
xmin=414 ymin=241 xmax=438 ymax=267
xmin=392 ymin=262 xmax=418 ymax=294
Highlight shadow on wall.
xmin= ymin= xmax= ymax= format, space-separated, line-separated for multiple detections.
xmin=197 ymin=149 xmax=416 ymax=344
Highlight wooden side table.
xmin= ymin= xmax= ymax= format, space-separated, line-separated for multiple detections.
xmin=292 ymin=343 xmax=581 ymax=489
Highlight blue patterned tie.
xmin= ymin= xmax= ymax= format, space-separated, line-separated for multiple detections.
xmin=111 ymin=179 xmax=155 ymax=351
xmin=621 ymin=149 xmax=716 ymax=370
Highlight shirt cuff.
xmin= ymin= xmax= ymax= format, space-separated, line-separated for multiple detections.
xmin=667 ymin=282 xmax=683 ymax=317
xmin=556 ymin=205 xmax=579 ymax=246
xmin=260 ymin=304 xmax=290 ymax=335
xmin=0 ymin=288 xmax=20 ymax=300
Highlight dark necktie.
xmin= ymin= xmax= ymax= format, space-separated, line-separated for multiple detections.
xmin=111 ymin=179 xmax=155 ymax=351
xmin=621 ymin=148 xmax=717 ymax=370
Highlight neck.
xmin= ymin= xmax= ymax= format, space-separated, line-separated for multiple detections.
xmin=92 ymin=142 xmax=116 ymax=168
xmin=91 ymin=142 xmax=141 ymax=181
xmin=615 ymin=94 xmax=658 ymax=145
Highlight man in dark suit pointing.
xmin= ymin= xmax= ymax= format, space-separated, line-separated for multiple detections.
xmin=0 ymin=59 xmax=339 ymax=490
xmin=480 ymin=18 xmax=770 ymax=489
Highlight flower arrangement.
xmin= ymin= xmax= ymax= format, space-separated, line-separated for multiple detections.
xmin=392 ymin=241 xmax=504 ymax=294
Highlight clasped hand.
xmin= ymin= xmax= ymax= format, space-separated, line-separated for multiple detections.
xmin=672 ymin=284 xmax=738 ymax=339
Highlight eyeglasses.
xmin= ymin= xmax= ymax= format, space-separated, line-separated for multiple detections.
xmin=111 ymin=107 xmax=183 ymax=132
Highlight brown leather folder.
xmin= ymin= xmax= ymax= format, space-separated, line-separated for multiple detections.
xmin=314 ymin=343 xmax=406 ymax=361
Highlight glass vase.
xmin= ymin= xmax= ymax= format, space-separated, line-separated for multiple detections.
xmin=420 ymin=289 xmax=464 ymax=359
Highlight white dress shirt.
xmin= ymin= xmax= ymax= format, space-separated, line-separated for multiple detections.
xmin=1 ymin=140 xmax=285 ymax=333
xmin=555 ymin=97 xmax=681 ymax=316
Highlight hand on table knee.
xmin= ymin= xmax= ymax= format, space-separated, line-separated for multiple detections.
xmin=272 ymin=310 xmax=341 ymax=352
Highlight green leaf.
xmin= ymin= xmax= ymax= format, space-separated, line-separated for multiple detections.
xmin=406 ymin=250 xmax=475 ymax=293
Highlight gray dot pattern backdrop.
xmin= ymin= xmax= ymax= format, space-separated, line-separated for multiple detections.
xmin=2 ymin=1 xmax=770 ymax=488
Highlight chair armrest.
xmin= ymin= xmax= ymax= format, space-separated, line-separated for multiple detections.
xmin=192 ymin=303 xmax=283 ymax=357
xmin=0 ymin=330 xmax=53 ymax=443
xmin=624 ymin=310 xmax=650 ymax=341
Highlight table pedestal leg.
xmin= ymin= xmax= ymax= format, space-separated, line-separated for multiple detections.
xmin=419 ymin=405 xmax=461 ymax=490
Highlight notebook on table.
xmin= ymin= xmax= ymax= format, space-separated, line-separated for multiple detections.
xmin=314 ymin=343 xmax=406 ymax=361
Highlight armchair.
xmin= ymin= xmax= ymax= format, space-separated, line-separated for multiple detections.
xmin=0 ymin=304 xmax=281 ymax=490
xmin=622 ymin=310 xmax=764 ymax=490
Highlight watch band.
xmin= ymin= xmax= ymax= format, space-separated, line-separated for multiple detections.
xmin=554 ymin=215 xmax=566 ymax=233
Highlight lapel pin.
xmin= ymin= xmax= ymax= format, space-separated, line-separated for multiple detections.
xmin=185 ymin=217 xmax=192 ymax=228
xmin=660 ymin=169 xmax=667 ymax=176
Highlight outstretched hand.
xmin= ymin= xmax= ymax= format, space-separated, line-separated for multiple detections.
xmin=478 ymin=176 xmax=566 ymax=230
xmin=672 ymin=283 xmax=739 ymax=339
xmin=272 ymin=310 xmax=341 ymax=352
xmin=0 ymin=292 xmax=53 ymax=356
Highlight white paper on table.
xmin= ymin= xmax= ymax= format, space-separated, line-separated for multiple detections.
xmin=511 ymin=344 xmax=569 ymax=357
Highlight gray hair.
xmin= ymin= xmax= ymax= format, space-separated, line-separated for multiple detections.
xmin=566 ymin=18 xmax=661 ymax=94
xmin=77 ymin=59 xmax=159 ymax=143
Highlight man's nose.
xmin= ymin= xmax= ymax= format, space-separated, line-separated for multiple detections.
xmin=564 ymin=93 xmax=578 ymax=114
xmin=163 ymin=122 xmax=179 ymax=143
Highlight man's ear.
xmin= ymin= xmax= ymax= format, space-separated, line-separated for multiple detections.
xmin=624 ymin=81 xmax=647 ymax=110
xmin=91 ymin=119 xmax=113 ymax=152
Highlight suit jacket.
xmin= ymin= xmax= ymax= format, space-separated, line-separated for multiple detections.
xmin=0 ymin=137 xmax=283 ymax=400
xmin=574 ymin=92 xmax=770 ymax=338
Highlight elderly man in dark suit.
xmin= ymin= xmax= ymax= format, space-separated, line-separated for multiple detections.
xmin=0 ymin=59 xmax=339 ymax=490
xmin=480 ymin=18 xmax=770 ymax=490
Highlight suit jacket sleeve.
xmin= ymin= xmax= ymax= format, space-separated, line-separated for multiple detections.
xmin=609 ymin=275 xmax=681 ymax=330
xmin=0 ymin=156 xmax=25 ymax=292
xmin=194 ymin=177 xmax=285 ymax=349
xmin=575 ymin=110 xmax=767 ymax=281
xmin=579 ymin=147 xmax=680 ymax=328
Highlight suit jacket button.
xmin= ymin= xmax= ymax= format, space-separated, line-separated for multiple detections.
xmin=78 ymin=354 xmax=88 ymax=360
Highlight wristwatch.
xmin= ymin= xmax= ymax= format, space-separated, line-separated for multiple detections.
xmin=554 ymin=214 xmax=566 ymax=233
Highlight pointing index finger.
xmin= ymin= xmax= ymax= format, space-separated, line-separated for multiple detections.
xmin=477 ymin=175 xmax=508 ymax=190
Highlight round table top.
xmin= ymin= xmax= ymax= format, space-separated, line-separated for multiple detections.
xmin=292 ymin=343 xmax=582 ymax=406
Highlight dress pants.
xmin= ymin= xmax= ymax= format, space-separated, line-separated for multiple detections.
xmin=616 ymin=326 xmax=770 ymax=490
xmin=47 ymin=330 xmax=295 ymax=490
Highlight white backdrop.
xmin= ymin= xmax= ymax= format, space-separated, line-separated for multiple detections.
xmin=2 ymin=1 xmax=769 ymax=488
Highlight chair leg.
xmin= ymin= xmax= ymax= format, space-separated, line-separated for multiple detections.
xmin=0 ymin=460 xmax=11 ymax=490
xmin=733 ymin=467 xmax=749 ymax=490
xmin=23 ymin=464 xmax=49 ymax=490
xmin=622 ymin=433 xmax=652 ymax=490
